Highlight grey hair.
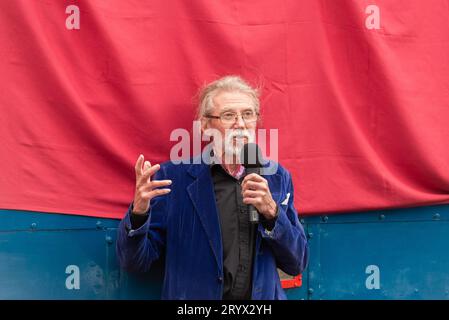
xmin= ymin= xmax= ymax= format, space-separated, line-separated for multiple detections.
xmin=196 ymin=75 xmax=260 ymax=120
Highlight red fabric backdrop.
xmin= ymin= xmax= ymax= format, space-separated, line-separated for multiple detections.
xmin=1 ymin=0 xmax=449 ymax=218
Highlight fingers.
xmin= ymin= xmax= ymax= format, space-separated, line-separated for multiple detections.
xmin=151 ymin=179 xmax=172 ymax=188
xmin=242 ymin=174 xmax=267 ymax=190
xmin=242 ymin=189 xmax=265 ymax=198
xmin=144 ymin=160 xmax=151 ymax=172
xmin=242 ymin=180 xmax=267 ymax=192
xmin=134 ymin=155 xmax=155 ymax=179
xmin=243 ymin=173 xmax=265 ymax=183
xmin=140 ymin=188 xmax=171 ymax=200
xmin=141 ymin=163 xmax=161 ymax=182
xmin=135 ymin=154 xmax=144 ymax=177
xmin=242 ymin=197 xmax=262 ymax=206
xmin=241 ymin=175 xmax=277 ymax=218
xmin=139 ymin=179 xmax=172 ymax=192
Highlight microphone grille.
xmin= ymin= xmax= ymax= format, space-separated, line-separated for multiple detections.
xmin=240 ymin=143 xmax=264 ymax=168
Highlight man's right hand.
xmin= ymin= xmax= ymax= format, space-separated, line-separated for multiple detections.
xmin=132 ymin=154 xmax=172 ymax=215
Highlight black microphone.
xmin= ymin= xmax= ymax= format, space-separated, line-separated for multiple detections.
xmin=240 ymin=143 xmax=264 ymax=224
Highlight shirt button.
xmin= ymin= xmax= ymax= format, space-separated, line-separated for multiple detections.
xmin=218 ymin=277 xmax=223 ymax=283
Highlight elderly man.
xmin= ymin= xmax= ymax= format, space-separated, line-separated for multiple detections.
xmin=116 ymin=76 xmax=308 ymax=300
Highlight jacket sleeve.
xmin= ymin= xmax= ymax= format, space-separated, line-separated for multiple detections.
xmin=258 ymin=171 xmax=309 ymax=276
xmin=116 ymin=166 xmax=169 ymax=273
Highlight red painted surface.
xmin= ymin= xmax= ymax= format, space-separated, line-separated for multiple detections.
xmin=1 ymin=1 xmax=449 ymax=218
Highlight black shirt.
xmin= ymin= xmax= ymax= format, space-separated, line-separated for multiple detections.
xmin=211 ymin=164 xmax=256 ymax=300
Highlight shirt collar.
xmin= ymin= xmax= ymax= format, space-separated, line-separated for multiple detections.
xmin=209 ymin=149 xmax=245 ymax=180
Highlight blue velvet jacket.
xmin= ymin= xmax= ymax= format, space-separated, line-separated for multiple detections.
xmin=116 ymin=156 xmax=308 ymax=299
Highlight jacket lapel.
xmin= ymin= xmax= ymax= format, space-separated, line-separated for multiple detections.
xmin=186 ymin=162 xmax=223 ymax=271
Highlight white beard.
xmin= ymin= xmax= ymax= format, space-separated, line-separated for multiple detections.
xmin=223 ymin=129 xmax=255 ymax=161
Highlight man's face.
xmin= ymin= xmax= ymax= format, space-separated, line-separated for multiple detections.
xmin=202 ymin=90 xmax=258 ymax=162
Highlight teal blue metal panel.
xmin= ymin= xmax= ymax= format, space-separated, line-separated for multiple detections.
xmin=0 ymin=209 xmax=118 ymax=231
xmin=285 ymin=221 xmax=309 ymax=300
xmin=0 ymin=230 xmax=111 ymax=299
xmin=303 ymin=205 xmax=449 ymax=300
xmin=0 ymin=210 xmax=163 ymax=299
xmin=1 ymin=205 xmax=449 ymax=299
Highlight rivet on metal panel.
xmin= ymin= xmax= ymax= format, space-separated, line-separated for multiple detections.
xmin=379 ymin=214 xmax=385 ymax=220
xmin=30 ymin=223 xmax=37 ymax=230
xmin=322 ymin=216 xmax=328 ymax=223
xmin=433 ymin=213 xmax=440 ymax=220
xmin=308 ymin=288 xmax=314 ymax=295
xmin=105 ymin=236 xmax=113 ymax=244
xmin=96 ymin=221 xmax=102 ymax=229
xmin=307 ymin=232 xmax=313 ymax=239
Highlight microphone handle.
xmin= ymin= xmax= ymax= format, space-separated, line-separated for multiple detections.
xmin=246 ymin=167 xmax=260 ymax=224
xmin=248 ymin=205 xmax=259 ymax=224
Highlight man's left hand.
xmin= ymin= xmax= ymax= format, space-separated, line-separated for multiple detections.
xmin=241 ymin=173 xmax=277 ymax=220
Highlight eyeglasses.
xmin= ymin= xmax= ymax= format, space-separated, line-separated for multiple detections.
xmin=204 ymin=110 xmax=259 ymax=125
